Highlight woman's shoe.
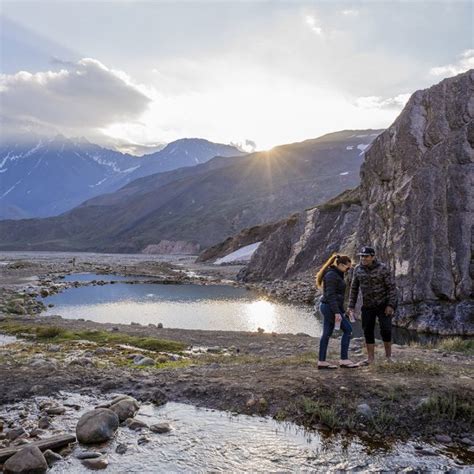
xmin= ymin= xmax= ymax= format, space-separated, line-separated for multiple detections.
xmin=339 ymin=360 xmax=359 ymax=368
xmin=317 ymin=363 xmax=338 ymax=370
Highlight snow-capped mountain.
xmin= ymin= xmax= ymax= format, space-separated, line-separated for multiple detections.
xmin=0 ymin=135 xmax=243 ymax=219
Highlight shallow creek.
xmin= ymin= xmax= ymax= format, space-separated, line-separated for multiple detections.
xmin=1 ymin=393 xmax=469 ymax=472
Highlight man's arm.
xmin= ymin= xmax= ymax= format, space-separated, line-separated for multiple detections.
xmin=348 ymin=270 xmax=359 ymax=309
xmin=384 ymin=267 xmax=398 ymax=310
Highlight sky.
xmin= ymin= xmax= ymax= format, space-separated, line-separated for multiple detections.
xmin=0 ymin=0 xmax=473 ymax=153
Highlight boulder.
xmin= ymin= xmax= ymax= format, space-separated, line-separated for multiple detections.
xmin=3 ymin=445 xmax=48 ymax=474
xmin=76 ymin=408 xmax=119 ymax=444
xmin=109 ymin=397 xmax=140 ymax=422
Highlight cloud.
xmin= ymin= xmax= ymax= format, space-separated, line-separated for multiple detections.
xmin=230 ymin=139 xmax=257 ymax=153
xmin=305 ymin=15 xmax=323 ymax=36
xmin=429 ymin=49 xmax=474 ymax=77
xmin=355 ymin=93 xmax=411 ymax=110
xmin=0 ymin=58 xmax=151 ymax=135
xmin=341 ymin=9 xmax=359 ymax=16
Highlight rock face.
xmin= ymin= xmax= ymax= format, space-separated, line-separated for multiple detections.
xmin=142 ymin=240 xmax=200 ymax=255
xmin=3 ymin=445 xmax=48 ymax=474
xmin=240 ymin=70 xmax=474 ymax=335
xmin=76 ymin=408 xmax=119 ymax=444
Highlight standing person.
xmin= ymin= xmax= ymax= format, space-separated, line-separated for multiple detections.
xmin=315 ymin=254 xmax=358 ymax=369
xmin=348 ymin=246 xmax=398 ymax=365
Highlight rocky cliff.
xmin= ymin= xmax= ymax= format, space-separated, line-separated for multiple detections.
xmin=240 ymin=70 xmax=474 ymax=335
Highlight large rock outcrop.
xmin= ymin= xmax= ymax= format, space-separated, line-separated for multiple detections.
xmin=240 ymin=70 xmax=474 ymax=335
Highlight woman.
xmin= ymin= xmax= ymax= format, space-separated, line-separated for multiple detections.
xmin=315 ymin=254 xmax=358 ymax=369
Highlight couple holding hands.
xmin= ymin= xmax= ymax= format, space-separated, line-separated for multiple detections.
xmin=315 ymin=246 xmax=398 ymax=369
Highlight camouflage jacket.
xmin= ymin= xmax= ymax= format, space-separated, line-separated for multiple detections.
xmin=348 ymin=260 xmax=398 ymax=310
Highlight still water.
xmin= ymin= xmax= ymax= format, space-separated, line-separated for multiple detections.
xmin=44 ymin=274 xmax=432 ymax=344
xmin=42 ymin=393 xmax=468 ymax=473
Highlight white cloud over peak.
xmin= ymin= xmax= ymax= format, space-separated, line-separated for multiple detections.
xmin=355 ymin=93 xmax=411 ymax=110
xmin=0 ymin=58 xmax=151 ymax=133
xmin=430 ymin=50 xmax=474 ymax=77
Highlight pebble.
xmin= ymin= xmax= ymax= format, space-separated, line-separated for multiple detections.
xmin=43 ymin=449 xmax=63 ymax=466
xmin=356 ymin=404 xmax=373 ymax=418
xmin=81 ymin=455 xmax=109 ymax=470
xmin=116 ymin=443 xmax=128 ymax=455
xmin=38 ymin=416 xmax=51 ymax=429
xmin=460 ymin=437 xmax=474 ymax=446
xmin=150 ymin=422 xmax=171 ymax=434
xmin=126 ymin=418 xmax=149 ymax=430
xmin=76 ymin=450 xmax=102 ymax=460
xmin=434 ymin=434 xmax=452 ymax=444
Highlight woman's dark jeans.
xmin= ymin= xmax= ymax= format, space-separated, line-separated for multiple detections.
xmin=319 ymin=302 xmax=352 ymax=361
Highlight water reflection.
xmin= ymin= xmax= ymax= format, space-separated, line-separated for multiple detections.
xmin=244 ymin=300 xmax=277 ymax=331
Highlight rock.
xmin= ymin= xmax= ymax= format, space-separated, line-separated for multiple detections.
xmin=460 ymin=437 xmax=474 ymax=446
xmin=45 ymin=405 xmax=66 ymax=416
xmin=29 ymin=359 xmax=57 ymax=370
xmin=126 ymin=418 xmax=148 ymax=430
xmin=157 ymin=323 xmax=163 ymax=329
xmin=43 ymin=449 xmax=63 ymax=467
xmin=156 ymin=355 xmax=169 ymax=363
xmin=47 ymin=344 xmax=61 ymax=352
xmin=76 ymin=408 xmax=119 ymax=444
xmin=137 ymin=436 xmax=151 ymax=445
xmin=134 ymin=357 xmax=155 ymax=366
xmin=40 ymin=289 xmax=50 ymax=297
xmin=356 ymin=404 xmax=373 ymax=418
xmin=29 ymin=428 xmax=43 ymax=438
xmin=416 ymin=397 xmax=430 ymax=409
xmin=149 ymin=389 xmax=167 ymax=406
xmin=132 ymin=354 xmax=145 ymax=363
xmin=207 ymin=346 xmax=221 ymax=353
xmin=115 ymin=443 xmax=128 ymax=455
xmin=7 ymin=427 xmax=27 ymax=441
xmin=81 ymin=455 xmax=109 ymax=470
xmin=3 ymin=445 xmax=48 ymax=474
xmin=434 ymin=434 xmax=452 ymax=444
xmin=150 ymin=422 xmax=171 ymax=434
xmin=76 ymin=450 xmax=102 ymax=459
xmin=109 ymin=397 xmax=140 ymax=422
xmin=38 ymin=417 xmax=50 ymax=429
xmin=69 ymin=357 xmax=96 ymax=367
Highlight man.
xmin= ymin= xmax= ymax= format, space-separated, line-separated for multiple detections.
xmin=348 ymin=246 xmax=397 ymax=365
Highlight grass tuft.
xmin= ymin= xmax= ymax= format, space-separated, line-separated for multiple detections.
xmin=375 ymin=359 xmax=441 ymax=375
xmin=436 ymin=337 xmax=474 ymax=355
xmin=419 ymin=393 xmax=474 ymax=423
xmin=0 ymin=323 xmax=186 ymax=353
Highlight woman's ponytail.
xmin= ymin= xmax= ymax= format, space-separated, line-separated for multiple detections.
xmin=315 ymin=253 xmax=352 ymax=288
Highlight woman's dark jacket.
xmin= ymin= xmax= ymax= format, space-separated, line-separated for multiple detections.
xmin=320 ymin=267 xmax=346 ymax=314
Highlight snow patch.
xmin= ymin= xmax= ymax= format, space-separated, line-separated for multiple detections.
xmin=339 ymin=171 xmax=349 ymax=176
xmin=346 ymin=146 xmax=354 ymax=150
xmin=214 ymin=242 xmax=262 ymax=264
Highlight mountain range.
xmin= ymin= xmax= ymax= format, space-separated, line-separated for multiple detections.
xmin=0 ymin=129 xmax=381 ymax=252
xmin=0 ymin=136 xmax=243 ymax=219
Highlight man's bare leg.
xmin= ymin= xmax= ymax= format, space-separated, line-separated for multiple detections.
xmin=366 ymin=343 xmax=375 ymax=364
xmin=384 ymin=341 xmax=392 ymax=360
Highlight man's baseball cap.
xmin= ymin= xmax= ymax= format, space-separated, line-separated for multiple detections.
xmin=357 ymin=246 xmax=375 ymax=256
